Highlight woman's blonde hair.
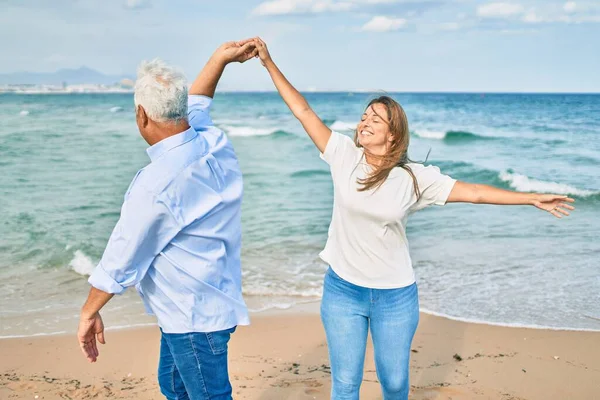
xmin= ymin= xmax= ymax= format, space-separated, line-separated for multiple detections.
xmin=353 ymin=96 xmax=420 ymax=198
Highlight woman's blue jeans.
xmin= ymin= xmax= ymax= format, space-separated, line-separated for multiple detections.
xmin=321 ymin=267 xmax=419 ymax=400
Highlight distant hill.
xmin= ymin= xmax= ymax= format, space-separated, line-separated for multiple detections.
xmin=0 ymin=67 xmax=133 ymax=85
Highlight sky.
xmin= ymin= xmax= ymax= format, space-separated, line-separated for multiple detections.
xmin=2 ymin=0 xmax=600 ymax=92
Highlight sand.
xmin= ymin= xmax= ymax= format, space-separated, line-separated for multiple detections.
xmin=1 ymin=307 xmax=599 ymax=399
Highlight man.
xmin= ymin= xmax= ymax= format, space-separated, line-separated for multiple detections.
xmin=77 ymin=40 xmax=258 ymax=399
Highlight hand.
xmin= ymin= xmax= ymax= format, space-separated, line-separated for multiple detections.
xmin=77 ymin=312 xmax=106 ymax=363
xmin=252 ymin=37 xmax=272 ymax=67
xmin=533 ymin=194 xmax=575 ymax=218
xmin=214 ymin=40 xmax=258 ymax=65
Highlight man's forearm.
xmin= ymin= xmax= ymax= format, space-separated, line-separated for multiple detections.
xmin=189 ymin=54 xmax=228 ymax=98
xmin=81 ymin=287 xmax=114 ymax=319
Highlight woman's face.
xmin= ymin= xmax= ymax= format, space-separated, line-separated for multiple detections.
xmin=357 ymin=103 xmax=392 ymax=154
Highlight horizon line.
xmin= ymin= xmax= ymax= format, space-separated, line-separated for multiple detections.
xmin=2 ymin=89 xmax=599 ymax=95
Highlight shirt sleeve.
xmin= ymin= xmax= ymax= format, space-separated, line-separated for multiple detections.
xmin=320 ymin=131 xmax=358 ymax=171
xmin=410 ymin=164 xmax=456 ymax=212
xmin=188 ymin=95 xmax=214 ymax=130
xmin=88 ymin=185 xmax=181 ymax=294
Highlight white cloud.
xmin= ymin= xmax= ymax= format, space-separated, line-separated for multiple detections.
xmin=124 ymin=0 xmax=150 ymax=9
xmin=438 ymin=22 xmax=461 ymax=31
xmin=250 ymin=0 xmax=436 ymax=16
xmin=557 ymin=14 xmax=600 ymax=23
xmin=361 ymin=0 xmax=400 ymax=3
xmin=361 ymin=16 xmax=407 ymax=32
xmin=499 ymin=28 xmax=538 ymax=34
xmin=252 ymin=0 xmax=355 ymax=16
xmin=477 ymin=3 xmax=524 ymax=18
xmin=520 ymin=5 xmax=600 ymax=24
xmin=563 ymin=1 xmax=577 ymax=13
xmin=522 ymin=10 xmax=545 ymax=23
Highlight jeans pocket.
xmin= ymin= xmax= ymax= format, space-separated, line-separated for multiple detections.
xmin=205 ymin=327 xmax=235 ymax=355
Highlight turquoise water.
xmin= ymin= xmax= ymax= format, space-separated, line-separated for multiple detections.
xmin=1 ymin=92 xmax=599 ymax=337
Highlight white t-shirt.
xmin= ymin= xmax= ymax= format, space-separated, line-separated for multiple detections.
xmin=319 ymin=131 xmax=456 ymax=289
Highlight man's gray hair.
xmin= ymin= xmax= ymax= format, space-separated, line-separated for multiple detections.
xmin=134 ymin=59 xmax=188 ymax=123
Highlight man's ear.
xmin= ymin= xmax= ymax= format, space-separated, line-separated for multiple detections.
xmin=137 ymin=105 xmax=149 ymax=128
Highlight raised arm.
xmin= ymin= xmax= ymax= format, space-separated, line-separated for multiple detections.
xmin=447 ymin=181 xmax=575 ymax=218
xmin=190 ymin=40 xmax=257 ymax=98
xmin=253 ymin=37 xmax=331 ymax=153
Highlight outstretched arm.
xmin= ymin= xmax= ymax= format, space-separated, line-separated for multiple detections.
xmin=190 ymin=40 xmax=257 ymax=98
xmin=253 ymin=37 xmax=331 ymax=153
xmin=447 ymin=181 xmax=575 ymax=218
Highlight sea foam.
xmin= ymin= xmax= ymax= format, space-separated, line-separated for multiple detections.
xmin=69 ymin=250 xmax=96 ymax=276
xmin=499 ymin=171 xmax=597 ymax=197
xmin=223 ymin=126 xmax=278 ymax=137
xmin=330 ymin=120 xmax=357 ymax=131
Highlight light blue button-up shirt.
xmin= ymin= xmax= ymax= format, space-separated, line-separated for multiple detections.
xmin=88 ymin=95 xmax=249 ymax=333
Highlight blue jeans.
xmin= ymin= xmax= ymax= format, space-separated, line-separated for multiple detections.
xmin=321 ymin=268 xmax=419 ymax=400
xmin=158 ymin=327 xmax=236 ymax=400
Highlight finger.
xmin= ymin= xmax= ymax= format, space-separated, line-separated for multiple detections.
xmin=92 ymin=340 xmax=99 ymax=359
xmin=97 ymin=331 xmax=106 ymax=345
xmin=550 ymin=210 xmax=563 ymax=219
xmin=237 ymin=38 xmax=255 ymax=46
xmin=81 ymin=341 xmax=96 ymax=362
xmin=240 ymin=41 xmax=255 ymax=51
xmin=88 ymin=336 xmax=98 ymax=357
xmin=79 ymin=342 xmax=89 ymax=358
xmin=559 ymin=203 xmax=575 ymax=210
xmin=556 ymin=207 xmax=570 ymax=216
xmin=247 ymin=48 xmax=259 ymax=60
xmin=550 ymin=196 xmax=574 ymax=202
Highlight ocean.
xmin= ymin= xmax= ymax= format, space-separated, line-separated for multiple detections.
xmin=1 ymin=92 xmax=599 ymax=338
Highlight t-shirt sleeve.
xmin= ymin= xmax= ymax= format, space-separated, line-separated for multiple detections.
xmin=410 ymin=164 xmax=456 ymax=211
xmin=320 ymin=131 xmax=358 ymax=173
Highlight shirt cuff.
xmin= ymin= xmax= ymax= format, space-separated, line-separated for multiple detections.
xmin=188 ymin=95 xmax=213 ymax=109
xmin=88 ymin=263 xmax=127 ymax=294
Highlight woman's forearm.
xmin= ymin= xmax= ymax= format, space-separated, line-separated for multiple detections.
xmin=263 ymin=59 xmax=311 ymax=118
xmin=447 ymin=181 xmax=575 ymax=218
xmin=448 ymin=182 xmax=537 ymax=205
xmin=475 ymin=184 xmax=537 ymax=205
xmin=255 ymin=38 xmax=330 ymax=152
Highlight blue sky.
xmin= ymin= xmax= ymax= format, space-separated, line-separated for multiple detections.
xmin=2 ymin=0 xmax=600 ymax=92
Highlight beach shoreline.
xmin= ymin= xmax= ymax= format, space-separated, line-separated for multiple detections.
xmin=1 ymin=307 xmax=599 ymax=400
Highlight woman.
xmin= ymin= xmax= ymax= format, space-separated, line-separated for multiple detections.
xmin=251 ymin=37 xmax=575 ymax=399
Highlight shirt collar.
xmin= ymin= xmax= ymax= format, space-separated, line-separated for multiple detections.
xmin=146 ymin=127 xmax=198 ymax=162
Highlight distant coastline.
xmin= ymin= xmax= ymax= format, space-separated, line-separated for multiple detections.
xmin=0 ymin=83 xmax=133 ymax=94
xmin=2 ymin=86 xmax=599 ymax=95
